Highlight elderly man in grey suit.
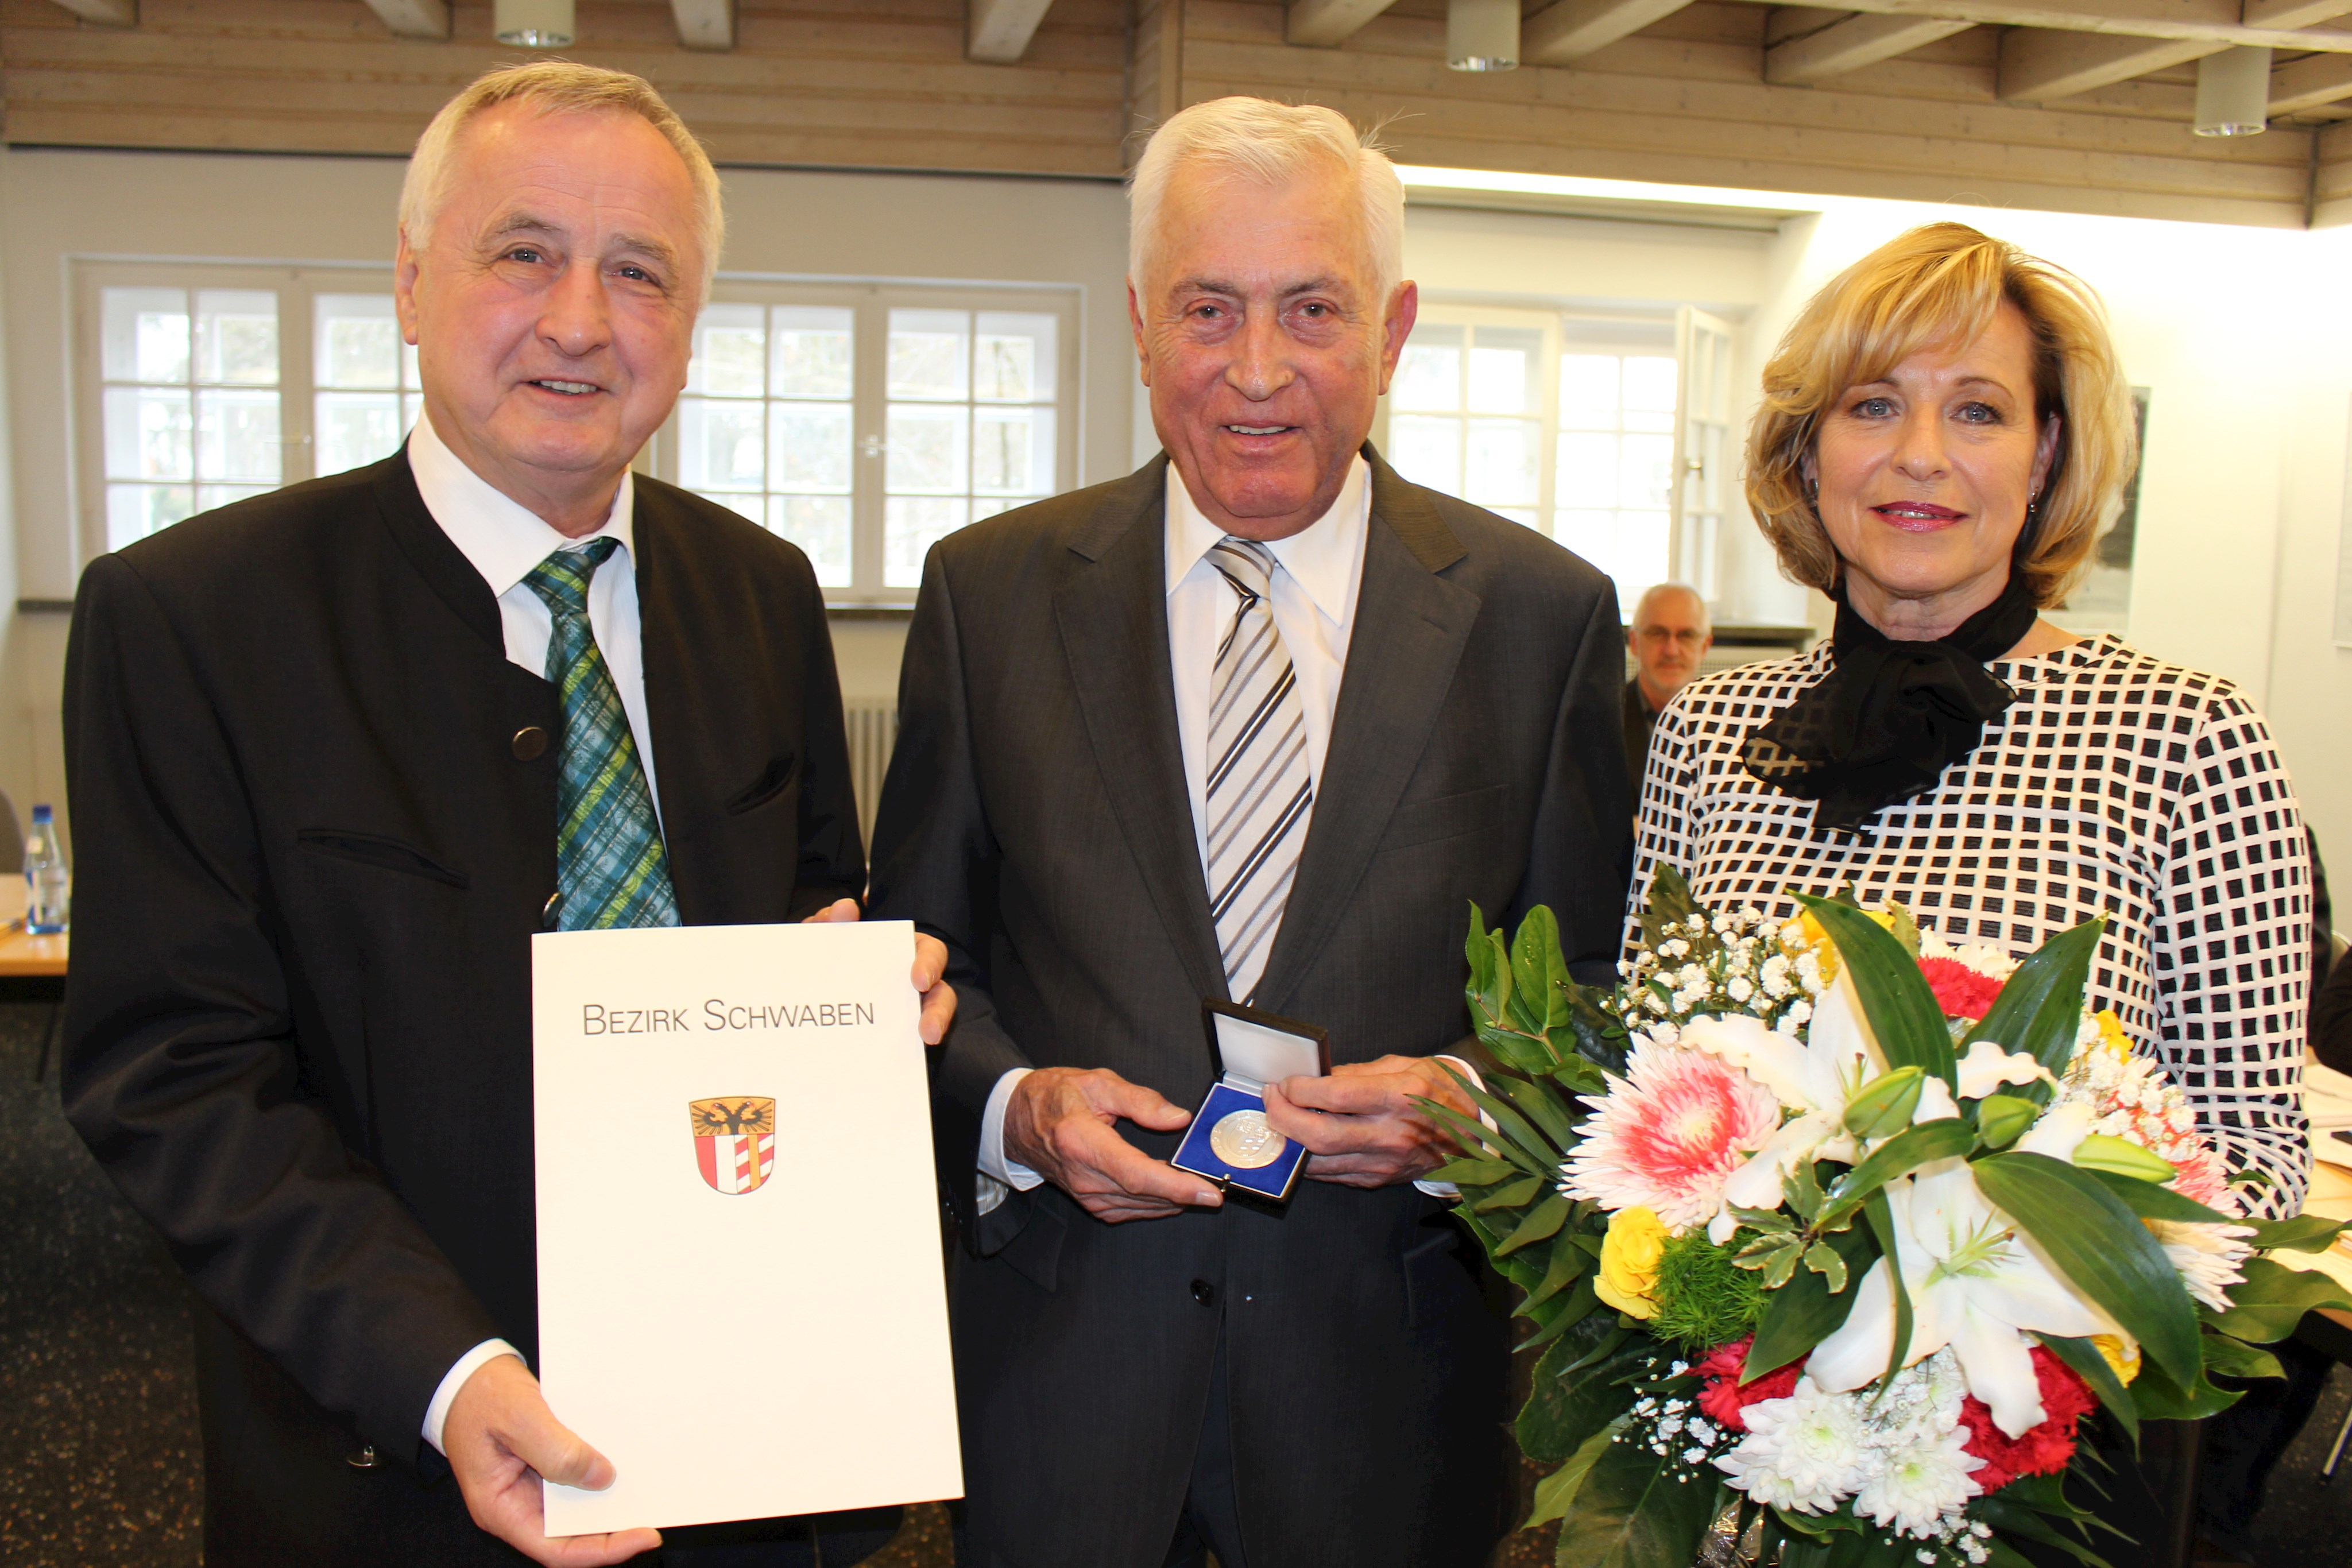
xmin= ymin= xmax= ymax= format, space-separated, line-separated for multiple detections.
xmin=868 ymin=96 xmax=1631 ymax=1568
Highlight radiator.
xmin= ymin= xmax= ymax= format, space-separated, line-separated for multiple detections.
xmin=843 ymin=699 xmax=900 ymax=849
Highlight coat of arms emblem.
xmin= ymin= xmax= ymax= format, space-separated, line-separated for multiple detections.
xmin=688 ymin=1096 xmax=776 ymax=1195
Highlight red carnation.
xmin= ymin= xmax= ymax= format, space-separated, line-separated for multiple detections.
xmin=1919 ymin=957 xmax=2005 ymax=1022
xmin=1694 ymin=1337 xmax=1804 ymax=1434
xmin=1957 ymin=1347 xmax=2097 ymax=1492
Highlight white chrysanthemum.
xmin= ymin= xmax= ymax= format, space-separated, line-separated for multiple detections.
xmin=1852 ymin=1423 xmax=1983 ymax=1538
xmin=1715 ymin=1380 xmax=1870 ymax=1513
xmin=2154 ymin=1219 xmax=2257 ymax=1313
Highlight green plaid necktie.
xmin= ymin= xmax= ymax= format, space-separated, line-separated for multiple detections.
xmin=525 ymin=537 xmax=679 ymax=931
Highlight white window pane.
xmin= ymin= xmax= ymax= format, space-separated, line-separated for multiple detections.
xmin=105 ymin=386 xmax=192 ymax=481
xmin=689 ymin=303 xmax=767 ymax=397
xmin=1623 ymin=408 xmax=1673 ymax=435
xmin=196 ymin=291 xmax=279 ymax=386
xmin=1465 ymin=418 xmax=1538 ymax=508
xmin=1492 ymin=509 xmax=1542 ymax=531
xmin=772 ymin=307 xmax=854 ymax=400
xmin=693 ymin=491 xmax=759 ymax=522
xmin=678 ymin=397 xmax=766 ymax=491
xmin=1468 ymin=328 xmax=1541 ymax=415
xmin=769 ymin=494 xmax=853 ymax=587
xmin=975 ymin=312 xmax=1057 ymax=404
xmin=403 ymin=340 xmax=421 ymax=393
xmin=1392 ymin=326 xmax=1462 ymax=412
xmin=887 ymin=404 xmax=968 ymax=493
xmin=404 ymin=392 xmax=424 ymax=432
xmin=973 ymin=406 xmax=1054 ymax=495
xmin=1556 ymin=432 xmax=1619 ymax=508
xmin=196 ymin=483 xmax=274 ymax=512
xmin=770 ymin=402 xmax=853 ymax=491
xmin=1619 ymin=434 xmax=1676 ymax=510
xmin=197 ymin=390 xmax=282 ymax=485
xmin=1559 ymin=355 xmax=1621 ymax=430
xmin=1554 ymin=509 xmax=1618 ymax=571
xmin=969 ymin=497 xmax=1041 ymax=524
xmin=885 ymin=496 xmax=968 ymax=587
xmin=315 ymin=295 xmax=401 ymax=390
xmin=108 ymin=484 xmax=195 ymax=549
xmin=1388 ymin=414 xmax=1461 ymax=497
xmin=1623 ymin=355 xmax=1678 ymax=413
xmin=103 ymin=288 xmax=189 ymax=384
xmin=1616 ymin=511 xmax=1671 ymax=591
xmin=888 ymin=309 xmax=969 ymax=401
xmin=315 ymin=392 xmax=404 ymax=477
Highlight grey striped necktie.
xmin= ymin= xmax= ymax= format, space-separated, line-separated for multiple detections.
xmin=1206 ymin=537 xmax=1314 ymax=1005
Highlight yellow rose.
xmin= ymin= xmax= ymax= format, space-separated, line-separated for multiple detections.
xmin=2091 ymin=1333 xmax=2142 ymax=1385
xmin=1596 ymin=1206 xmax=1669 ymax=1321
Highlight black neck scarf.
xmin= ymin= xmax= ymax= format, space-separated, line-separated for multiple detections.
xmin=1739 ymin=574 xmax=2039 ymax=835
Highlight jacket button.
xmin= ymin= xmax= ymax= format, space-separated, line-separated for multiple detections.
xmin=512 ymin=726 xmax=550 ymax=761
xmin=543 ymin=891 xmax=563 ymax=927
xmin=1190 ymin=1279 xmax=1214 ymax=1306
xmin=346 ymin=1445 xmax=377 ymax=1470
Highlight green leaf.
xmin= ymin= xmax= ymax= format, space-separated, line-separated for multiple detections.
xmin=1550 ymin=1418 xmax=1724 ymax=1568
xmin=1510 ymin=906 xmax=1574 ymax=1043
xmin=1473 ymin=1174 xmax=1546 ymax=1213
xmin=1517 ymin=1314 xmax=1655 ymax=1461
xmin=1427 ymin=1157 xmax=1517 ymax=1187
xmin=2200 ymin=1331 xmax=2285 ymax=1381
xmin=1433 ymin=1063 xmax=1564 ymax=1165
xmin=1841 ymin=1066 xmax=1924 ymax=1143
xmin=1794 ymin=893 xmax=1955 ymax=1086
xmin=1962 ymin=916 xmax=2103 ymax=1085
xmin=1489 ymin=1071 xmax=1581 ymax=1151
xmin=1803 ymin=1241 xmax=1848 ymax=1294
xmin=1972 ymin=1151 xmax=2203 ymax=1385
xmin=1521 ymin=1226 xmax=1596 ymax=1315
xmin=1412 ymin=1096 xmax=1542 ymax=1177
xmin=1642 ymin=864 xmax=1698 ymax=954
xmin=1516 ymin=1275 xmax=1603 ymax=1355
xmin=1975 ymin=1093 xmax=2037 ymax=1149
xmin=1526 ymin=1419 xmax=1623 ymax=1530
xmin=1862 ymin=1190 xmax=1914 ymax=1391
xmin=1819 ymin=1117 xmax=1976 ymax=1227
xmin=2244 ymin=1214 xmax=2352 ymax=1253
xmin=1746 ymin=1226 xmax=1878 ymax=1380
xmin=2072 ymin=1133 xmax=2179 ymax=1184
xmin=2126 ymin=1352 xmax=2242 ymax=1420
xmin=1499 ymin=1193 xmax=1572 ymax=1257
xmin=2200 ymin=1256 xmax=2352 ymax=1344
xmin=2082 ymin=1168 xmax=2237 ymax=1226
xmin=1970 ymin=1492 xmax=2122 ymax=1568
xmin=2032 ymin=1333 xmax=2139 ymax=1443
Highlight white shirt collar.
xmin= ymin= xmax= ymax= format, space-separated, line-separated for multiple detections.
xmin=407 ymin=406 xmax=636 ymax=597
xmin=1165 ymin=455 xmax=1370 ymax=628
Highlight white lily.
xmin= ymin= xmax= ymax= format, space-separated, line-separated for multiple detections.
xmin=1955 ymin=1039 xmax=2057 ymax=1101
xmin=1805 ymin=1160 xmax=2115 ymax=1438
xmin=1684 ymin=975 xmax=1888 ymax=1241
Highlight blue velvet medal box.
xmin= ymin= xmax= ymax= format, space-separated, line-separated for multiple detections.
xmin=1170 ymin=1001 xmax=1331 ymax=1203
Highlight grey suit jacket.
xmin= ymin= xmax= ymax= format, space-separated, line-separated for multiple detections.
xmin=867 ymin=448 xmax=1630 ymax=1568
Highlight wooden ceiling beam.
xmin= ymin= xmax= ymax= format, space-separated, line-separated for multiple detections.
xmin=1284 ymin=0 xmax=1401 ymax=47
xmin=670 ymin=0 xmax=733 ymax=51
xmin=2245 ymin=0 xmax=2352 ymax=28
xmin=358 ymin=0 xmax=447 ymax=38
xmin=1765 ymin=11 xmax=1975 ymax=83
xmin=47 ymin=0 xmax=135 ymax=25
xmin=1998 ymin=30 xmax=2218 ymax=99
xmin=2270 ymin=48 xmax=2352 ymax=111
xmin=1718 ymin=0 xmax=2352 ymax=52
xmin=1523 ymin=0 xmax=1698 ymax=63
xmin=967 ymin=0 xmax=1054 ymax=63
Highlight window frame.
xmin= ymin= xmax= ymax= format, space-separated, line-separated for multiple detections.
xmin=645 ymin=277 xmax=1084 ymax=607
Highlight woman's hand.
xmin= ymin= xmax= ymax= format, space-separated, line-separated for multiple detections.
xmin=802 ymin=898 xmax=957 ymax=1043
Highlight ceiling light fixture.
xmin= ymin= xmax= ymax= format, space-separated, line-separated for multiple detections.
xmin=2194 ymin=47 xmax=2270 ymax=137
xmin=1447 ymin=0 xmax=1519 ymax=71
xmin=494 ymin=0 xmax=574 ymax=47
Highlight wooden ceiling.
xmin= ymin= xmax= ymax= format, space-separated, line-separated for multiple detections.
xmin=1 ymin=0 xmax=2343 ymax=227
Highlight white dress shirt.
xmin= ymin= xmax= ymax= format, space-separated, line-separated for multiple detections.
xmin=975 ymin=458 xmax=1475 ymax=1210
xmin=408 ymin=409 xmax=662 ymax=1451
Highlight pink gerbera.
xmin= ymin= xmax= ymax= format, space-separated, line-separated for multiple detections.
xmin=1564 ymin=1039 xmax=1783 ymax=1230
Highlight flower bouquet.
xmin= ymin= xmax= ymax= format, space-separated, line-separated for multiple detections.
xmin=1423 ymin=870 xmax=2352 ymax=1568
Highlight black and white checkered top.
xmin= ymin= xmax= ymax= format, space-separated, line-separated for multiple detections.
xmin=1630 ymin=632 xmax=2313 ymax=1215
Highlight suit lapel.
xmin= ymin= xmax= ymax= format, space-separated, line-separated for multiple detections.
xmin=626 ymin=484 xmax=722 ymax=923
xmin=1252 ymin=451 xmax=1481 ymax=1017
xmin=369 ymin=447 xmax=506 ymax=652
xmin=1054 ymin=458 xmax=1227 ymax=1005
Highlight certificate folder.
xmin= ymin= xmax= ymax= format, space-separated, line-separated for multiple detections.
xmin=532 ymin=922 xmax=962 ymax=1536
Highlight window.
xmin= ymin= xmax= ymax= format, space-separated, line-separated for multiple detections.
xmin=1382 ymin=307 xmax=1685 ymax=618
xmin=662 ymin=284 xmax=1077 ymax=604
xmin=314 ymin=294 xmax=423 ymax=481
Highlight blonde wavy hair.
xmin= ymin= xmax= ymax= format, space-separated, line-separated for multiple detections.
xmin=1744 ymin=222 xmax=2136 ymax=607
xmin=399 ymin=60 xmax=725 ymax=295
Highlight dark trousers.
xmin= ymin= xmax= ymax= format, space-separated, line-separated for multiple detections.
xmin=1161 ymin=1329 xmax=1248 ymax=1568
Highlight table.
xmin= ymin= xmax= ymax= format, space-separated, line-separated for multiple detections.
xmin=0 ymin=923 xmax=69 ymax=1081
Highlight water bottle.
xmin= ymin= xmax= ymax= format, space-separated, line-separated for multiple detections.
xmin=25 ymin=804 xmax=68 ymax=935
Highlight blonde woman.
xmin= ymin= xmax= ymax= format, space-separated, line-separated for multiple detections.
xmin=1630 ymin=221 xmax=2312 ymax=1216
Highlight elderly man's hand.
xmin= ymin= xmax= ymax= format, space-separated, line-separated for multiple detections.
xmin=1261 ymin=1056 xmax=1476 ymax=1188
xmin=443 ymin=1355 xmax=659 ymax=1565
xmin=802 ymin=898 xmax=957 ymax=1045
xmin=1004 ymin=1067 xmax=1224 ymax=1223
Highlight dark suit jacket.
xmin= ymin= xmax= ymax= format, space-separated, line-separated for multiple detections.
xmin=62 ymin=450 xmax=864 ymax=1565
xmin=866 ymin=450 xmax=1631 ymax=1568
xmin=1624 ymin=675 xmax=1662 ymax=808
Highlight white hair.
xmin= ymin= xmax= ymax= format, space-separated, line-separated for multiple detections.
xmin=1127 ymin=96 xmax=1405 ymax=308
xmin=1633 ymin=582 xmax=1712 ymax=633
xmin=398 ymin=60 xmax=725 ymax=296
